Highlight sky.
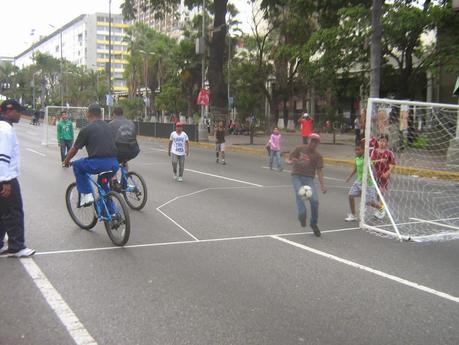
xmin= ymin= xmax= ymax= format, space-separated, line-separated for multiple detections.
xmin=0 ymin=0 xmax=253 ymax=58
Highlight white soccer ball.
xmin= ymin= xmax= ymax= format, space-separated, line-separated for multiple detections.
xmin=298 ymin=185 xmax=313 ymax=200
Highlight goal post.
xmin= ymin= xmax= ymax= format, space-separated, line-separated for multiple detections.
xmin=361 ymin=98 xmax=459 ymax=242
xmin=42 ymin=106 xmax=105 ymax=146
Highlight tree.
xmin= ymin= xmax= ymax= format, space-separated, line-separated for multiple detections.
xmin=122 ymin=0 xmax=230 ymax=111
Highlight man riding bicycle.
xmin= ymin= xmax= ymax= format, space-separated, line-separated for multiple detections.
xmin=109 ymin=107 xmax=140 ymax=167
xmin=63 ymin=103 xmax=119 ymax=206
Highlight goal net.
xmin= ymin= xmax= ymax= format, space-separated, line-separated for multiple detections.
xmin=361 ymin=98 xmax=459 ymax=242
xmin=41 ymin=106 xmax=105 ymax=146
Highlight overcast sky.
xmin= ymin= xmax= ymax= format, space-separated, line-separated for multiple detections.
xmin=0 ymin=0 xmax=253 ymax=58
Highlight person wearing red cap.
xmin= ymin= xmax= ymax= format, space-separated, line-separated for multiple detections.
xmin=0 ymin=100 xmax=35 ymax=257
xmin=286 ymin=133 xmax=327 ymax=236
xmin=168 ymin=122 xmax=189 ymax=182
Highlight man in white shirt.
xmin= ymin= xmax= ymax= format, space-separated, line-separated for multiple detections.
xmin=168 ymin=122 xmax=189 ymax=182
xmin=0 ymin=100 xmax=35 ymax=257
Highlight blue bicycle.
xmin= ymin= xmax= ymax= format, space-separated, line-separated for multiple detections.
xmin=65 ymin=170 xmax=131 ymax=246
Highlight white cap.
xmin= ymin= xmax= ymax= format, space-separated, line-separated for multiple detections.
xmin=303 ymin=113 xmax=309 ymax=118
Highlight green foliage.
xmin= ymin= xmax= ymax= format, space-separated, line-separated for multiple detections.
xmin=117 ymin=98 xmax=145 ymax=119
xmin=154 ymin=83 xmax=187 ymax=113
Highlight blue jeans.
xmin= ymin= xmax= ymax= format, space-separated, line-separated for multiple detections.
xmin=60 ymin=139 xmax=73 ymax=162
xmin=0 ymin=179 xmax=26 ymax=252
xmin=72 ymin=157 xmax=119 ymax=194
xmin=269 ymin=150 xmax=283 ymax=170
xmin=292 ymin=175 xmax=319 ymax=226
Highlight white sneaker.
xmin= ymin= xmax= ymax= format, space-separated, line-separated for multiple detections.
xmin=177 ymin=176 xmax=183 ymax=182
xmin=374 ymin=208 xmax=385 ymax=220
xmin=80 ymin=193 xmax=94 ymax=207
xmin=345 ymin=214 xmax=357 ymax=222
xmin=8 ymin=248 xmax=36 ymax=258
xmin=0 ymin=245 xmax=8 ymax=255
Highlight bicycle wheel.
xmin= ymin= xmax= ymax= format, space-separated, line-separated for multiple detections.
xmin=104 ymin=191 xmax=131 ymax=246
xmin=123 ymin=171 xmax=148 ymax=210
xmin=65 ymin=182 xmax=97 ymax=230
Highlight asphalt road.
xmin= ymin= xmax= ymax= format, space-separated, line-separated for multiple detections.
xmin=1 ymin=120 xmax=458 ymax=345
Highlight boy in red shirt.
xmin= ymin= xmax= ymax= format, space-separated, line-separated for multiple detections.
xmin=371 ymin=134 xmax=396 ymax=195
xmin=299 ymin=113 xmax=314 ymax=144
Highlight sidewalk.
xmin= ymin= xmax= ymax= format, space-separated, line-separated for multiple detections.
xmin=209 ymin=131 xmax=357 ymax=165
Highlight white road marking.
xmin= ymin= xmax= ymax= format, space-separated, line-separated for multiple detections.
xmin=261 ymin=166 xmax=343 ymax=181
xmin=186 ymin=168 xmax=263 ymax=187
xmin=34 ymin=226 xmax=360 ymax=256
xmin=150 ymin=148 xmax=168 ymax=152
xmin=156 ymin=208 xmax=200 ymax=241
xmin=21 ymin=259 xmax=98 ymax=345
xmin=271 ymin=235 xmax=459 ymax=304
xmin=410 ymin=218 xmax=459 ymax=231
xmin=26 ymin=148 xmax=46 ymax=157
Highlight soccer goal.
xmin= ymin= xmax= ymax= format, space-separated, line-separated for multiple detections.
xmin=360 ymin=98 xmax=459 ymax=242
xmin=41 ymin=106 xmax=105 ymax=146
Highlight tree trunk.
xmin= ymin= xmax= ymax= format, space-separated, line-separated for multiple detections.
xmin=370 ymin=0 xmax=383 ymax=98
xmin=208 ymin=0 xmax=228 ymax=110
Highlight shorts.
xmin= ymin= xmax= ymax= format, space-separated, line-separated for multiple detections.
xmin=375 ymin=176 xmax=389 ymax=192
xmin=215 ymin=143 xmax=225 ymax=152
xmin=349 ymin=181 xmax=377 ymax=202
xmin=117 ymin=143 xmax=140 ymax=163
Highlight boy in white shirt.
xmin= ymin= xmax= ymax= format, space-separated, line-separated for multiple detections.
xmin=168 ymin=122 xmax=189 ymax=182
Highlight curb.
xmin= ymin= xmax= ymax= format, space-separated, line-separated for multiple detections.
xmin=143 ymin=136 xmax=459 ymax=182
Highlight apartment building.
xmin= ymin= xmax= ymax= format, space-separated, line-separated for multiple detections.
xmin=132 ymin=0 xmax=189 ymax=39
xmin=15 ymin=13 xmax=130 ymax=94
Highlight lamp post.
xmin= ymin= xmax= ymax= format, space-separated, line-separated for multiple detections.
xmin=49 ymin=24 xmax=64 ymax=107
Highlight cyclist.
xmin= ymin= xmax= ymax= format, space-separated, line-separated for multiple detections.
xmin=109 ymin=107 xmax=140 ymax=169
xmin=63 ymin=103 xmax=119 ymax=206
xmin=109 ymin=107 xmax=140 ymax=191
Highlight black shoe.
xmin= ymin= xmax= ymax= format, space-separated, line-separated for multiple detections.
xmin=311 ymin=224 xmax=321 ymax=237
xmin=298 ymin=213 xmax=306 ymax=227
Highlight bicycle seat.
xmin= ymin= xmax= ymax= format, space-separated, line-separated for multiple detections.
xmin=98 ymin=170 xmax=114 ymax=179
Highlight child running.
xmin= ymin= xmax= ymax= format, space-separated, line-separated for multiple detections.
xmin=168 ymin=122 xmax=189 ymax=182
xmin=371 ymin=134 xmax=396 ymax=194
xmin=345 ymin=142 xmax=385 ymax=221
xmin=266 ymin=127 xmax=283 ymax=171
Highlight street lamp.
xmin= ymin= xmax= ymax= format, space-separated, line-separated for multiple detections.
xmin=49 ymin=24 xmax=64 ymax=107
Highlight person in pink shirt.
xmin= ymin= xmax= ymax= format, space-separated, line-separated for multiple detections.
xmin=266 ymin=127 xmax=283 ymax=171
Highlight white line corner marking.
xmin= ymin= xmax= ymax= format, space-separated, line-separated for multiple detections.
xmin=271 ymin=235 xmax=459 ymax=304
xmin=21 ymin=259 xmax=98 ymax=345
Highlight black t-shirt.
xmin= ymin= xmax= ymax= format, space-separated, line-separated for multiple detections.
xmin=74 ymin=120 xmax=117 ymax=158
xmin=215 ymin=128 xmax=225 ymax=144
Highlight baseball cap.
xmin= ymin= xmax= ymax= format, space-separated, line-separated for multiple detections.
xmin=175 ymin=122 xmax=183 ymax=127
xmin=303 ymin=112 xmax=309 ymax=118
xmin=309 ymin=133 xmax=321 ymax=142
xmin=1 ymin=99 xmax=25 ymax=113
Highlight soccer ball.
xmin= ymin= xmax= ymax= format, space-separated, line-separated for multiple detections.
xmin=298 ymin=185 xmax=313 ymax=200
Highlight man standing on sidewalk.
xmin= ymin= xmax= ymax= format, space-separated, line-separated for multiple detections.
xmin=286 ymin=133 xmax=327 ymax=237
xmin=0 ymin=100 xmax=35 ymax=257
xmin=299 ymin=113 xmax=314 ymax=144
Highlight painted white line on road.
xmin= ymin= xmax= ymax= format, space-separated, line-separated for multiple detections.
xmin=21 ymin=259 xmax=98 ymax=345
xmin=186 ymin=168 xmax=263 ymax=187
xmin=151 ymin=148 xmax=168 ymax=152
xmin=34 ymin=226 xmax=360 ymax=257
xmin=26 ymin=148 xmax=46 ymax=157
xmin=157 ymin=208 xmax=200 ymax=241
xmin=261 ymin=166 xmax=343 ymax=181
xmin=271 ymin=235 xmax=459 ymax=304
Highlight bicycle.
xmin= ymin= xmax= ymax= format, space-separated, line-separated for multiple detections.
xmin=65 ymin=169 xmax=131 ymax=246
xmin=111 ymin=164 xmax=148 ymax=210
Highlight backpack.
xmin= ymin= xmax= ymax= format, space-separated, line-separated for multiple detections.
xmin=115 ymin=120 xmax=137 ymax=145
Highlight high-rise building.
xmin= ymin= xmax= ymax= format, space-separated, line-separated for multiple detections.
xmin=14 ymin=13 xmax=130 ymax=94
xmin=132 ymin=0 xmax=189 ymax=39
